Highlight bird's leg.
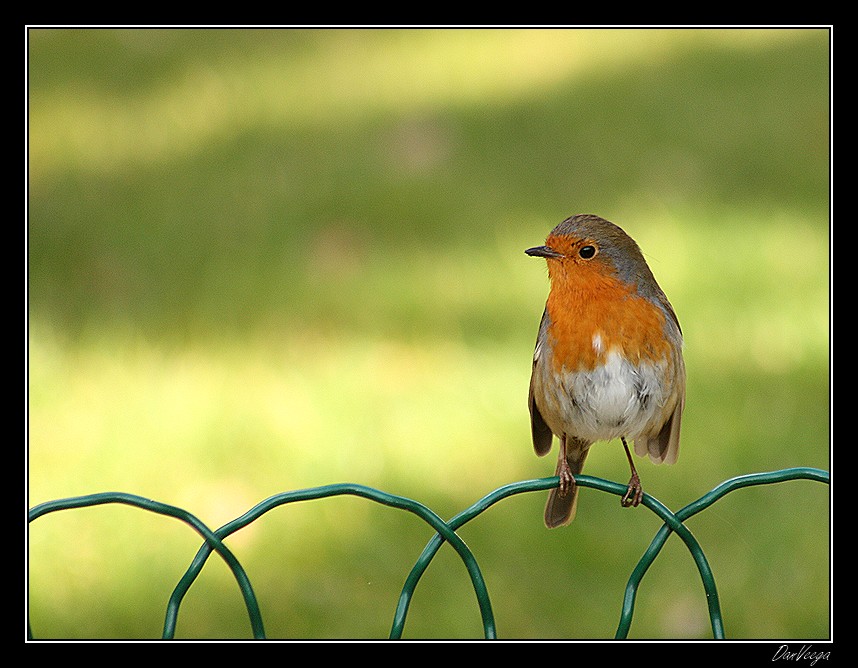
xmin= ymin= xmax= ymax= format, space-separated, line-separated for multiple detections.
xmin=621 ymin=437 xmax=643 ymax=508
xmin=557 ymin=434 xmax=575 ymax=497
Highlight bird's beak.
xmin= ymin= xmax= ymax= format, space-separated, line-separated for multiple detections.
xmin=525 ymin=245 xmax=564 ymax=259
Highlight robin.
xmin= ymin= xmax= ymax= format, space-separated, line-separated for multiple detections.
xmin=526 ymin=214 xmax=685 ymax=528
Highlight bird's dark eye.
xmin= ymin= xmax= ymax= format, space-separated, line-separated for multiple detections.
xmin=579 ymin=245 xmax=597 ymax=259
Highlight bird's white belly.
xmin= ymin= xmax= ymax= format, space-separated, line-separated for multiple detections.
xmin=535 ymin=349 xmax=669 ymax=443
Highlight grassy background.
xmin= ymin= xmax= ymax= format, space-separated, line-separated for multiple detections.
xmin=27 ymin=27 xmax=830 ymax=640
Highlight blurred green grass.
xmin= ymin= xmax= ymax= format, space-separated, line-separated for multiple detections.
xmin=27 ymin=27 xmax=830 ymax=639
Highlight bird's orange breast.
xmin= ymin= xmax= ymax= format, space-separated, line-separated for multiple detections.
xmin=545 ymin=262 xmax=672 ymax=373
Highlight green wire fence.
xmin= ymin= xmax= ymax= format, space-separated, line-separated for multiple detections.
xmin=27 ymin=466 xmax=829 ymax=640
